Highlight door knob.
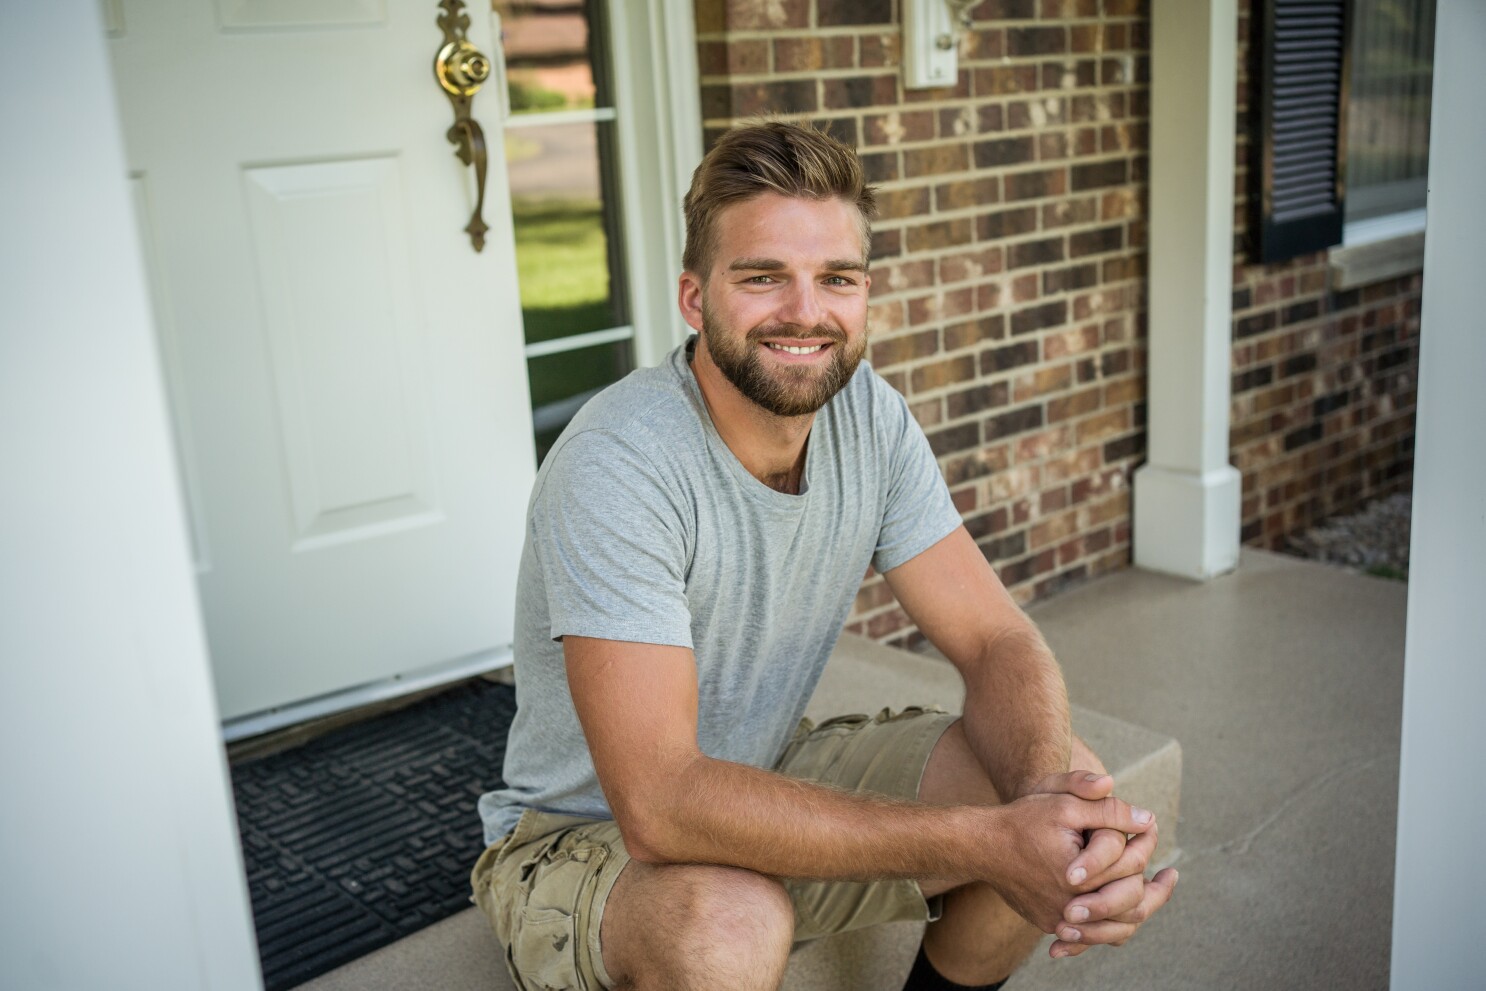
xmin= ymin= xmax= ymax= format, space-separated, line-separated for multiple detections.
xmin=436 ymin=40 xmax=491 ymax=97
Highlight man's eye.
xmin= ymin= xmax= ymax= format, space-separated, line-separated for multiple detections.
xmin=824 ymin=275 xmax=854 ymax=286
xmin=745 ymin=275 xmax=775 ymax=284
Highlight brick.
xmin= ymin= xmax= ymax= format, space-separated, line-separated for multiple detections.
xmin=1069 ymin=225 xmax=1124 ymax=257
xmin=1043 ymin=324 xmax=1101 ymax=358
xmin=1284 ymin=422 xmax=1323 ymax=451
xmin=947 ymin=381 xmax=1011 ymax=419
xmin=1071 ymin=159 xmax=1129 ymax=191
xmin=945 ymin=316 xmax=1004 ymax=355
xmin=939 ymin=248 xmax=1004 ymax=285
xmin=986 ymin=404 xmax=1046 ymax=441
xmin=974 ymin=65 xmax=1039 ymax=96
xmin=903 ymin=143 xmax=970 ymax=178
xmin=866 ymin=110 xmax=935 ymax=146
xmin=774 ymin=37 xmax=855 ymax=73
xmin=706 ymin=79 xmax=818 ymax=118
xmin=936 ymin=178 xmax=1000 ymax=212
xmin=1103 ymin=431 xmax=1145 ymax=462
xmin=1042 ymin=263 xmax=1099 ymax=294
xmin=1004 ymin=168 xmax=1068 ymax=202
xmin=1076 ymin=407 xmax=1130 ymax=445
xmin=1042 ymin=197 xmax=1099 ymax=231
xmin=907 ymin=218 xmax=974 ymax=252
xmin=869 ymin=227 xmax=901 ymax=261
xmin=1038 ymin=131 xmax=1070 ymax=161
xmin=1015 ymin=424 xmax=1073 ymax=461
xmin=1008 ymin=26 xmax=1067 ymax=55
xmin=982 ymin=340 xmax=1041 ymax=375
xmin=927 ymin=421 xmax=981 ymax=456
xmin=1009 ymin=236 xmax=1065 ymax=270
xmin=859 ymin=150 xmax=899 ymax=183
xmin=977 ymin=206 xmax=1040 ymax=241
xmin=974 ymin=136 xmax=1038 ymax=169
xmin=1011 ymin=300 xmax=1069 ymax=336
xmin=911 ymin=355 xmax=977 ymax=392
xmin=1011 ymin=273 xmax=1040 ymax=303
xmin=1280 ymin=353 xmax=1318 ymax=378
xmin=1013 ymin=363 xmax=1074 ymax=402
xmin=817 ymin=0 xmax=892 ymax=26
xmin=823 ymin=75 xmax=898 ymax=111
xmin=1235 ymin=310 xmax=1277 ymax=339
xmin=1048 ymin=386 xmax=1101 ymax=422
xmin=860 ymin=32 xmax=900 ymax=69
xmin=722 ymin=0 xmax=808 ymax=30
xmin=875 ymin=187 xmax=931 ymax=222
xmin=869 ymin=329 xmax=939 ymax=368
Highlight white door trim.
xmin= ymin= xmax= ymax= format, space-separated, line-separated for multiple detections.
xmin=610 ymin=0 xmax=705 ymax=368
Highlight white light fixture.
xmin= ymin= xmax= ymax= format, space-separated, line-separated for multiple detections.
xmin=902 ymin=0 xmax=977 ymax=89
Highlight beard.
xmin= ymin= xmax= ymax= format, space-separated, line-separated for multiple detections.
xmin=700 ymin=301 xmax=867 ymax=418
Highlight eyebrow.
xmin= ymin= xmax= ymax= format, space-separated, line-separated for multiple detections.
xmin=728 ymin=257 xmax=868 ymax=273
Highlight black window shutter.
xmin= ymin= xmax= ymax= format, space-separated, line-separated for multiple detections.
xmin=1252 ymin=0 xmax=1350 ymax=263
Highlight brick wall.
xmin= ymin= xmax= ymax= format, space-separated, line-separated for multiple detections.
xmin=1231 ymin=0 xmax=1420 ymax=548
xmin=693 ymin=0 xmax=1418 ymax=648
xmin=696 ymin=0 xmax=1151 ymax=648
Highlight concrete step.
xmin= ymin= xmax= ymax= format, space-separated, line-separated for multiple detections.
xmin=295 ymin=634 xmax=1181 ymax=991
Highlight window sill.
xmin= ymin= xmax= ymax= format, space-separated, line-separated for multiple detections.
xmin=1330 ymin=229 xmax=1425 ymax=290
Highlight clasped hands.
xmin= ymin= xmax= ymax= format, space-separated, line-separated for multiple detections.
xmin=996 ymin=770 xmax=1179 ymax=959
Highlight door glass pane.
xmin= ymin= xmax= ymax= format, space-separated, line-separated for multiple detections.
xmin=499 ymin=0 xmax=611 ymax=114
xmin=507 ymin=119 xmax=628 ymax=344
xmin=529 ymin=339 xmax=632 ymax=461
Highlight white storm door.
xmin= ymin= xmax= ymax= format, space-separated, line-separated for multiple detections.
xmin=107 ymin=0 xmax=535 ymax=721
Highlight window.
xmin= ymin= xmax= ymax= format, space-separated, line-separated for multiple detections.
xmin=1344 ymin=0 xmax=1435 ymax=238
xmin=499 ymin=1 xmax=633 ymax=462
xmin=1250 ymin=0 xmax=1435 ymax=262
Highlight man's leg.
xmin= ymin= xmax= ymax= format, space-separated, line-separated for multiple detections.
xmin=912 ymin=720 xmax=1104 ymax=987
xmin=599 ymin=860 xmax=794 ymax=991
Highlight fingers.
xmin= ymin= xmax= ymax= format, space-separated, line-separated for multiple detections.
xmin=1069 ymin=794 xmax=1155 ymax=836
xmin=1030 ymin=769 xmax=1114 ymax=800
xmin=1066 ymin=827 xmax=1127 ymax=888
xmin=1072 ymin=821 xmax=1158 ymax=891
xmin=1049 ymin=868 xmax=1179 ymax=959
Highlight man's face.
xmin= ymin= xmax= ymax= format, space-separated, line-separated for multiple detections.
xmin=683 ymin=192 xmax=871 ymax=418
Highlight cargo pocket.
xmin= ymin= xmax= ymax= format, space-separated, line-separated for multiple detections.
xmin=508 ymin=842 xmax=609 ymax=991
xmin=513 ymin=907 xmax=580 ymax=990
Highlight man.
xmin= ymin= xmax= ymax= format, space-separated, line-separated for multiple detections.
xmin=473 ymin=121 xmax=1177 ymax=991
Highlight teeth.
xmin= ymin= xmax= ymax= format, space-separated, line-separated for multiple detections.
xmin=766 ymin=343 xmax=825 ymax=354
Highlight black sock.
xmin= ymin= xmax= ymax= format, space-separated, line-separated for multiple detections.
xmin=900 ymin=944 xmax=1007 ymax=991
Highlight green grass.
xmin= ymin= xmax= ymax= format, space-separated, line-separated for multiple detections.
xmin=512 ymin=195 xmax=617 ymax=345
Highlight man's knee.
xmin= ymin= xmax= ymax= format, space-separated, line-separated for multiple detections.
xmin=604 ymin=862 xmax=793 ymax=988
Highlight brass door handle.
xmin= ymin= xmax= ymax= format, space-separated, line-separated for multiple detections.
xmin=435 ymin=0 xmax=493 ymax=252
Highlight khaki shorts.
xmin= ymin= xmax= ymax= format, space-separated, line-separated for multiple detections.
xmin=470 ymin=706 xmax=957 ymax=991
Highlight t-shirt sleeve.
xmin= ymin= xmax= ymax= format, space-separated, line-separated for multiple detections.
xmin=528 ymin=429 xmax=694 ymax=648
xmin=871 ymin=384 xmax=964 ymax=575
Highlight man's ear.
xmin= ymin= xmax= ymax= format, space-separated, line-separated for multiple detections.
xmin=677 ymin=272 xmax=705 ymax=332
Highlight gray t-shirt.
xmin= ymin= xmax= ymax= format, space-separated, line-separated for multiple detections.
xmin=478 ymin=338 xmax=962 ymax=842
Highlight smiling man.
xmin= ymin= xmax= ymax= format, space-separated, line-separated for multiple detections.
xmin=472 ymin=121 xmax=1176 ymax=991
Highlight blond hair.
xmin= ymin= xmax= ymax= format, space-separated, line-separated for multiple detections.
xmin=682 ymin=120 xmax=877 ymax=277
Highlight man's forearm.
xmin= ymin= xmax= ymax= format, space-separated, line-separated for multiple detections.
xmin=620 ymin=751 xmax=995 ymax=885
xmin=960 ymin=625 xmax=1072 ymax=801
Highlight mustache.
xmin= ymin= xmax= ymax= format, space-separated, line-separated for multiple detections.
xmin=744 ymin=324 xmax=848 ymax=344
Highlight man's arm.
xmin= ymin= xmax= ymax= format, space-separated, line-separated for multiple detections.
xmin=883 ymin=525 xmax=1179 ymax=953
xmin=564 ymin=634 xmax=1152 ymax=932
xmin=883 ymin=525 xmax=1070 ymax=802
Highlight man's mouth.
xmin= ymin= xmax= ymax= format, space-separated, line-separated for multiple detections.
xmin=763 ymin=342 xmax=829 ymax=355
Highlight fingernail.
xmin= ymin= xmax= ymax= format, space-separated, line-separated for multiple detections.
xmin=1068 ymin=906 xmax=1089 ymax=923
xmin=1051 ymin=945 xmax=1069 ymax=958
xmin=1060 ymin=928 xmax=1082 ymax=942
xmin=1132 ymin=807 xmax=1152 ymax=824
xmin=1068 ymin=866 xmax=1086 ymax=885
xmin=1084 ymin=772 xmax=1102 ymax=782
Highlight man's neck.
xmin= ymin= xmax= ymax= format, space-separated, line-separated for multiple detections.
xmin=689 ymin=337 xmax=814 ymax=494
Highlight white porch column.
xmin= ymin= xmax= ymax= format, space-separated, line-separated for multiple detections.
xmin=1390 ymin=1 xmax=1486 ymax=986
xmin=1133 ymin=0 xmax=1243 ymax=580
xmin=0 ymin=3 xmax=262 ymax=988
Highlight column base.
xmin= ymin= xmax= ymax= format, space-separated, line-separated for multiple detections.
xmin=1133 ymin=464 xmax=1242 ymax=580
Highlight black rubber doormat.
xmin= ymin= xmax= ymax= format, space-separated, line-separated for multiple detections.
xmin=230 ymin=679 xmax=516 ymax=991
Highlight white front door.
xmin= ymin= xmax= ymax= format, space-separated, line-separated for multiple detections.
xmin=107 ymin=0 xmax=535 ymax=721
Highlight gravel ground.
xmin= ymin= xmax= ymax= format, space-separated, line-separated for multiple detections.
xmin=1286 ymin=492 xmax=1413 ymax=579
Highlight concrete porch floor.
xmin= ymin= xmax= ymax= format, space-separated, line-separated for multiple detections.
xmin=296 ymin=548 xmax=1406 ymax=990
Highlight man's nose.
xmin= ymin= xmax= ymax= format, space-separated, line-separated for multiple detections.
xmin=776 ymin=280 xmax=824 ymax=329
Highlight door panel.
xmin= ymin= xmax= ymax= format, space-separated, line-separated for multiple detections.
xmin=109 ymin=0 xmax=534 ymax=720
